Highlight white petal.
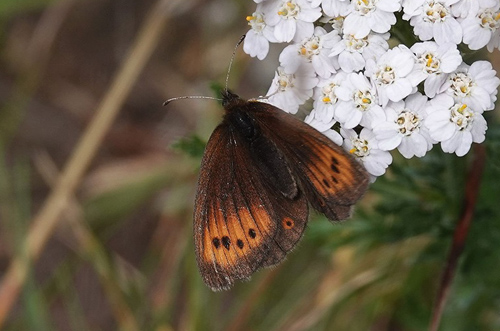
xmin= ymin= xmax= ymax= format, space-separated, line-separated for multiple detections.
xmin=343 ymin=109 xmax=363 ymax=129
xmin=369 ymin=10 xmax=395 ymax=34
xmin=385 ymin=79 xmax=413 ymax=102
xmin=424 ymin=74 xmax=447 ymax=98
xmin=275 ymin=19 xmax=296 ymax=42
xmin=344 ymin=14 xmax=371 ymax=39
xmin=434 ymin=19 xmax=462 ymax=45
xmin=377 ymin=0 xmax=401 ymax=12
xmin=338 ymin=52 xmax=365 ymax=72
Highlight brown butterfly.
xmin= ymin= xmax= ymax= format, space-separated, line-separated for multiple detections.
xmin=193 ymin=89 xmax=369 ymax=291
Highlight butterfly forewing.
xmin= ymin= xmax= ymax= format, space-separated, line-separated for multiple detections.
xmin=194 ymin=121 xmax=308 ymax=291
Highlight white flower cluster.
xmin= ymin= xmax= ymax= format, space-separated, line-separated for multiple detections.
xmin=244 ymin=0 xmax=500 ymax=181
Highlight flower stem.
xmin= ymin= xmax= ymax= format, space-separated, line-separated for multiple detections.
xmin=429 ymin=143 xmax=486 ymax=331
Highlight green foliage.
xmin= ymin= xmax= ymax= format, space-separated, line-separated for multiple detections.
xmin=303 ymin=121 xmax=500 ymax=330
xmin=0 ymin=0 xmax=56 ymax=18
xmin=171 ymin=134 xmax=207 ymax=158
xmin=209 ymin=81 xmax=225 ymax=98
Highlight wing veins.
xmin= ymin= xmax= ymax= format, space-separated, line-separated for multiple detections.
xmin=232 ymin=169 xmax=269 ymax=259
xmin=224 ymin=143 xmax=256 ymax=269
xmin=213 ymin=197 xmax=239 ymax=273
xmin=230 ymin=135 xmax=274 ymax=257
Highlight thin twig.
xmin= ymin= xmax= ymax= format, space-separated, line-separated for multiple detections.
xmin=0 ymin=0 xmax=187 ymax=326
xmin=429 ymin=144 xmax=487 ymax=331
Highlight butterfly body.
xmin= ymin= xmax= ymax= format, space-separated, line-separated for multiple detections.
xmin=194 ymin=90 xmax=369 ymax=291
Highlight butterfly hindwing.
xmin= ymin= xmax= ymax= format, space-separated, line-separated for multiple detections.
xmin=247 ymin=100 xmax=370 ymax=221
xmin=194 ymin=119 xmax=308 ymax=291
xmin=247 ymin=126 xmax=309 ymax=267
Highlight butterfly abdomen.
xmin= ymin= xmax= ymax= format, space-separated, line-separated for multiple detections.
xmin=224 ymin=106 xmax=300 ymax=201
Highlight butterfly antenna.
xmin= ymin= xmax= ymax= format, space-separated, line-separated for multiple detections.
xmin=248 ymin=90 xmax=278 ymax=102
xmin=224 ymin=34 xmax=246 ymax=92
xmin=163 ymin=95 xmax=221 ymax=106
xmin=164 ymin=35 xmax=245 ymax=106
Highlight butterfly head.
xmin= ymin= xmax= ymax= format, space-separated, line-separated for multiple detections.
xmin=221 ymin=89 xmax=246 ymax=111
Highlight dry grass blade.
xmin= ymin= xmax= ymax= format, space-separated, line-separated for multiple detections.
xmin=0 ymin=0 xmax=192 ymax=325
xmin=34 ymin=151 xmax=140 ymax=330
xmin=0 ymin=0 xmax=75 ymax=142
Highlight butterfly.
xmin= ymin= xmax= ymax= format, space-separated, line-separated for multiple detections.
xmin=193 ymin=89 xmax=369 ymax=291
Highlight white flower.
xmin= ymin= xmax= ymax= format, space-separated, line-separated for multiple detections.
xmin=244 ymin=8 xmax=277 ymax=60
xmin=320 ymin=15 xmax=346 ymax=33
xmin=321 ymin=0 xmax=352 ymax=17
xmin=279 ymin=27 xmax=340 ymax=78
xmin=335 ymin=72 xmax=386 ymax=129
xmin=373 ymin=93 xmax=435 ymax=158
xmin=402 ymin=0 xmax=424 ymax=19
xmin=439 ymin=61 xmax=500 ymax=112
xmin=330 ymin=32 xmax=389 ymax=73
xmin=461 ymin=4 xmax=500 ymax=51
xmin=408 ymin=1 xmax=462 ymax=45
xmin=312 ymin=71 xmax=348 ymax=123
xmin=450 ymin=0 xmax=498 ymax=18
xmin=309 ymin=0 xmax=322 ymax=6
xmin=263 ymin=0 xmax=322 ymax=42
xmin=343 ymin=0 xmax=401 ymax=39
xmin=410 ymin=41 xmax=462 ymax=97
xmin=341 ymin=127 xmax=393 ymax=180
xmin=365 ymin=45 xmax=419 ymax=107
xmin=425 ymin=94 xmax=487 ymax=156
xmin=266 ymin=65 xmax=318 ymax=114
xmin=304 ymin=111 xmax=344 ymax=145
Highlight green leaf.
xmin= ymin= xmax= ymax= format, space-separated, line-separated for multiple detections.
xmin=171 ymin=134 xmax=206 ymax=158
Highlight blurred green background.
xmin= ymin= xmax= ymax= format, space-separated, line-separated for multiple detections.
xmin=1 ymin=0 xmax=500 ymax=330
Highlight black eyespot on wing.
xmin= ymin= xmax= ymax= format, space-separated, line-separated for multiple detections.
xmin=282 ymin=217 xmax=294 ymax=229
xmin=237 ymin=239 xmax=244 ymax=249
xmin=248 ymin=229 xmax=256 ymax=239
xmin=222 ymin=236 xmax=231 ymax=250
xmin=213 ymin=238 xmax=220 ymax=249
xmin=330 ymin=163 xmax=340 ymax=173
